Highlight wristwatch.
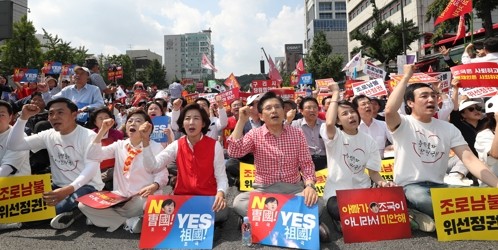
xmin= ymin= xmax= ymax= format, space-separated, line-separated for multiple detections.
xmin=305 ymin=183 xmax=317 ymax=191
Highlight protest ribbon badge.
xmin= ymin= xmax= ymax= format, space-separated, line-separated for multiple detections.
xmin=336 ymin=187 xmax=411 ymax=243
xmin=248 ymin=193 xmax=320 ymax=250
xmin=0 ymin=174 xmax=55 ymax=223
xmin=431 ymin=187 xmax=498 ymax=241
xmin=139 ymin=195 xmax=215 ymax=249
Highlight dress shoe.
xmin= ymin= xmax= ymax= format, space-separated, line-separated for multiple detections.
xmin=319 ymin=222 xmax=331 ymax=243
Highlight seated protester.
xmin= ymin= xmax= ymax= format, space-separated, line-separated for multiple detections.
xmin=87 ymin=107 xmax=124 ymax=190
xmin=15 ymin=82 xmax=38 ymax=100
xmin=318 ymin=95 xmax=332 ymax=120
xmin=283 ymin=99 xmax=300 ymax=121
xmin=227 ymin=91 xmax=331 ymax=242
xmin=0 ymin=101 xmax=30 ymax=230
xmin=194 ymin=96 xmax=227 ymax=140
xmin=289 ymin=97 xmax=327 ymax=171
xmin=45 ymin=76 xmax=62 ymax=96
xmin=141 ymin=103 xmax=229 ymax=223
xmin=169 ymin=98 xmax=188 ymax=140
xmin=321 ymin=83 xmax=394 ymax=230
xmin=352 ymin=95 xmax=393 ymax=159
xmin=384 ymin=64 xmax=498 ymax=233
xmin=475 ymin=96 xmax=498 ymax=186
xmin=115 ymin=104 xmax=128 ymax=129
xmin=0 ymin=74 xmax=13 ymax=101
xmin=79 ymin=110 xmax=168 ymax=233
xmin=7 ymin=98 xmax=104 ymax=230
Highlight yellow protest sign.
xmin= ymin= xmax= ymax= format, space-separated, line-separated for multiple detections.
xmin=0 ymin=174 xmax=55 ymax=223
xmin=363 ymin=158 xmax=394 ymax=182
xmin=239 ymin=163 xmax=328 ymax=197
xmin=431 ymin=187 xmax=498 ymax=241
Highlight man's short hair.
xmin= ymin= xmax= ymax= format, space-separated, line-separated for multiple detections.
xmin=46 ymin=98 xmax=79 ymax=112
xmin=298 ymin=97 xmax=319 ymax=110
xmin=195 ymin=97 xmax=210 ymax=108
xmin=0 ymin=100 xmax=13 ymax=115
xmin=257 ymin=91 xmax=284 ymax=114
xmin=321 ymin=95 xmax=332 ymax=106
xmin=84 ymin=58 xmax=99 ymax=70
xmin=484 ymin=37 xmax=498 ymax=53
xmin=351 ymin=94 xmax=371 ymax=109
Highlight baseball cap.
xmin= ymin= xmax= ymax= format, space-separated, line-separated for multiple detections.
xmin=73 ymin=66 xmax=91 ymax=75
xmin=247 ymin=94 xmax=261 ymax=106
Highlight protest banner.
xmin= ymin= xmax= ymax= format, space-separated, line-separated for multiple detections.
xmin=351 ymin=78 xmax=388 ymax=97
xmin=450 ymin=62 xmax=498 ymax=87
xmin=390 ymin=73 xmax=438 ymax=84
xmin=248 ymin=193 xmax=320 ymax=250
xmin=251 ymin=80 xmax=279 ymax=94
xmin=139 ymin=195 xmax=215 ymax=249
xmin=239 ymin=163 xmax=327 ymax=197
xmin=269 ymin=88 xmax=295 ymax=101
xmin=337 ymin=187 xmax=411 ymax=243
xmin=76 ymin=191 xmax=131 ymax=209
xmin=298 ymin=73 xmax=313 ymax=86
xmin=459 ymin=87 xmax=498 ymax=98
xmin=0 ymin=174 xmax=55 ymax=223
xmin=238 ymin=92 xmax=253 ymax=104
xmin=363 ymin=63 xmax=387 ymax=80
xmin=184 ymin=93 xmax=199 ymax=104
xmin=218 ymin=87 xmax=240 ymax=110
xmin=21 ymin=69 xmax=38 ymax=83
xmin=315 ymin=78 xmax=335 ymax=91
xmin=150 ymin=116 xmax=170 ymax=143
xmin=13 ymin=68 xmax=27 ymax=82
xmin=431 ymin=187 xmax=498 ymax=241
xmin=198 ymin=93 xmax=218 ymax=103
xmin=428 ymin=72 xmax=452 ymax=93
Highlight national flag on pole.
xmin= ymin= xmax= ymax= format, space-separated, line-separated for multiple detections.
xmin=267 ymin=55 xmax=283 ymax=84
xmin=224 ymin=73 xmax=240 ymax=89
xmin=341 ymin=51 xmax=362 ymax=72
xmin=296 ymin=58 xmax=305 ymax=75
xmin=453 ymin=15 xmax=466 ymax=45
xmin=201 ymin=53 xmax=217 ymax=72
xmin=434 ymin=0 xmax=472 ymax=26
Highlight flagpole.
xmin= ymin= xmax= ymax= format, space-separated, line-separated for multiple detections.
xmin=470 ymin=12 xmax=474 ymax=43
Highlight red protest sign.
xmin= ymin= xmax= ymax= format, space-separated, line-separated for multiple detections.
xmin=390 ymin=73 xmax=439 ymax=84
xmin=337 ymin=187 xmax=411 ymax=243
xmin=450 ymin=62 xmax=498 ymax=87
xmin=218 ymin=87 xmax=240 ymax=105
xmin=238 ymin=92 xmax=253 ymax=104
xmin=76 ymin=191 xmax=131 ymax=209
xmin=269 ymin=88 xmax=295 ymax=101
xmin=184 ymin=93 xmax=199 ymax=104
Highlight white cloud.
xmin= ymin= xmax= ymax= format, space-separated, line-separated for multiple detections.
xmin=28 ymin=0 xmax=304 ymax=80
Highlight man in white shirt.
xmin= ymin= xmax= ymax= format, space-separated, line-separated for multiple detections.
xmin=7 ymin=98 xmax=104 ymax=230
xmin=462 ymin=37 xmax=498 ymax=64
xmin=384 ymin=64 xmax=498 ymax=233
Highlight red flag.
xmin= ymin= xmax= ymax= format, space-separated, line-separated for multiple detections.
xmin=201 ymin=53 xmax=217 ymax=72
xmin=434 ymin=0 xmax=472 ymax=25
xmin=453 ymin=15 xmax=466 ymax=45
xmin=427 ymin=65 xmax=434 ymax=73
xmin=268 ymin=55 xmax=283 ymax=84
xmin=296 ymin=58 xmax=305 ymax=75
xmin=224 ymin=73 xmax=240 ymax=89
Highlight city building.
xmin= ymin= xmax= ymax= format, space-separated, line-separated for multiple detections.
xmin=305 ymin=0 xmax=349 ymax=62
xmin=284 ymin=44 xmax=303 ymax=74
xmin=163 ymin=29 xmax=215 ymax=84
xmin=0 ymin=0 xmax=29 ymax=41
xmin=126 ymin=49 xmax=162 ymax=76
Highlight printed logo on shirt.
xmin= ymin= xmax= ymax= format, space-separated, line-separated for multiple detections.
xmin=343 ymin=147 xmax=366 ymax=173
xmin=52 ymin=144 xmax=79 ymax=171
xmin=412 ymin=130 xmax=444 ymax=163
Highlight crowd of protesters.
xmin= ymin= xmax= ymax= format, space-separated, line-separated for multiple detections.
xmin=1 ymin=38 xmax=498 ymax=246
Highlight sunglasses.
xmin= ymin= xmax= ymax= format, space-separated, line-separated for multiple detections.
xmin=466 ymin=106 xmax=482 ymax=112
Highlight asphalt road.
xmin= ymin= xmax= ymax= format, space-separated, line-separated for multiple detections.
xmin=2 ymin=186 xmax=498 ymax=250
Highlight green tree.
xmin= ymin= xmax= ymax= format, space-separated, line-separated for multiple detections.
xmin=0 ymin=15 xmax=42 ymax=73
xmin=426 ymin=0 xmax=498 ymax=40
xmin=41 ymin=29 xmax=88 ymax=65
xmin=350 ymin=0 xmax=419 ymax=70
xmin=145 ymin=59 xmax=167 ymax=89
xmin=306 ymin=31 xmax=344 ymax=81
xmin=103 ymin=54 xmax=134 ymax=87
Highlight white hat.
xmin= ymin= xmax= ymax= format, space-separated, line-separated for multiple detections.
xmin=154 ymin=90 xmax=168 ymax=99
xmin=73 ymin=66 xmax=91 ymax=75
xmin=247 ymin=94 xmax=261 ymax=106
xmin=459 ymin=99 xmax=484 ymax=111
xmin=485 ymin=96 xmax=498 ymax=113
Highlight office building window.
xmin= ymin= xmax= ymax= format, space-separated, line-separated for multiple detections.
xmin=319 ymin=2 xmax=333 ymax=11
xmin=335 ymin=2 xmax=346 ymax=10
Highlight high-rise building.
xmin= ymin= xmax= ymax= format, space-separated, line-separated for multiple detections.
xmin=0 ymin=0 xmax=29 ymax=41
xmin=126 ymin=49 xmax=162 ymax=76
xmin=284 ymin=44 xmax=303 ymax=74
xmin=164 ymin=29 xmax=215 ymax=84
xmin=305 ymin=0 xmax=348 ymax=61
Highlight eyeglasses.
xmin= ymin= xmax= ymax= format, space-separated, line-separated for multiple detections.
xmin=303 ymin=106 xmax=319 ymax=110
xmin=466 ymin=106 xmax=483 ymax=112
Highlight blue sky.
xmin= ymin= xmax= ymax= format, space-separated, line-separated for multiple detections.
xmin=29 ymin=0 xmax=305 ymax=79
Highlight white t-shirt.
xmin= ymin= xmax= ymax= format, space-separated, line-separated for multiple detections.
xmin=358 ymin=119 xmax=392 ymax=157
xmin=392 ymin=115 xmax=467 ymax=186
xmin=26 ymin=125 xmax=104 ymax=190
xmin=320 ymin=124 xmax=381 ymax=200
xmin=0 ymin=127 xmax=30 ymax=176
xmin=475 ymin=129 xmax=498 ymax=186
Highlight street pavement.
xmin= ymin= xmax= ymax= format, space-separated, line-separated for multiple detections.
xmin=2 ymin=186 xmax=498 ymax=250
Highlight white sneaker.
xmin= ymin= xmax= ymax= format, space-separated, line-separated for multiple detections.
xmin=50 ymin=212 xmax=75 ymax=230
xmin=408 ymin=209 xmax=435 ymax=232
xmin=0 ymin=223 xmax=22 ymax=230
xmin=123 ymin=216 xmax=142 ymax=233
xmin=85 ymin=218 xmax=93 ymax=226
xmin=444 ymin=174 xmax=472 ymax=186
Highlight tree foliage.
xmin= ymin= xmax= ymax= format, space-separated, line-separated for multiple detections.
xmin=0 ymin=15 xmax=43 ymax=73
xmin=41 ymin=28 xmax=88 ymax=65
xmin=350 ymin=0 xmax=419 ymax=69
xmin=305 ymin=31 xmax=344 ymax=81
xmin=426 ymin=0 xmax=498 ymax=41
xmin=145 ymin=59 xmax=167 ymax=89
